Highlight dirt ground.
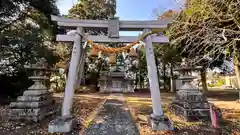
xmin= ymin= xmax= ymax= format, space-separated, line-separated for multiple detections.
xmin=0 ymin=93 xmax=107 ymax=135
xmin=125 ymin=91 xmax=240 ymax=135
xmin=0 ymin=91 xmax=239 ymax=135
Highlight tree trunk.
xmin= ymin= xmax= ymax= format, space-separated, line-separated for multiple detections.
xmin=200 ymin=70 xmax=208 ymax=92
xmin=95 ymin=62 xmax=103 ymax=89
xmin=139 ymin=69 xmax=143 ymax=88
xmin=89 ymin=60 xmax=103 ymax=90
xmin=170 ymin=63 xmax=176 ymax=92
xmin=155 ymin=58 xmax=161 ymax=90
xmin=135 ymin=72 xmax=138 ymax=89
xmin=234 ymin=58 xmax=240 ymax=89
xmin=163 ymin=63 xmax=167 ymax=90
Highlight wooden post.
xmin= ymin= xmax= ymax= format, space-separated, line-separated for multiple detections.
xmin=61 ymin=28 xmax=82 ymax=116
xmin=144 ymin=29 xmax=164 ymax=116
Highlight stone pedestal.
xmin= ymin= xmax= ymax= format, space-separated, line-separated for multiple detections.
xmin=171 ymin=90 xmax=210 ymax=121
xmin=148 ymin=114 xmax=174 ymax=130
xmin=9 ymin=60 xmax=55 ymax=122
xmin=48 ymin=115 xmax=76 ymax=133
xmin=170 ymin=65 xmax=210 ymax=121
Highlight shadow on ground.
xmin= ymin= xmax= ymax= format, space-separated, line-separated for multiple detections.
xmin=207 ymin=90 xmax=239 ymax=101
xmin=125 ymin=91 xmax=240 ymax=135
xmin=0 ymin=97 xmax=63 ymax=135
xmin=0 ymin=95 xmax=105 ymax=135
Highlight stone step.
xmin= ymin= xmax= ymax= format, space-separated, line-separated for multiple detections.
xmin=175 ymin=96 xmax=207 ymax=100
xmin=172 ymin=103 xmax=210 ymax=109
xmin=9 ymin=107 xmax=53 ymax=116
xmin=173 ymin=99 xmax=208 ymax=102
xmin=172 ymin=104 xmax=210 ymax=113
xmin=17 ymin=95 xmax=52 ymax=102
xmin=9 ymin=110 xmax=55 ymax=122
xmin=176 ymin=93 xmax=204 ymax=95
xmin=10 ymin=114 xmax=45 ymax=122
xmin=23 ymin=90 xmax=51 ymax=96
xmin=9 ymin=100 xmax=53 ymax=108
xmin=171 ymin=104 xmax=210 ymax=119
xmin=173 ymin=101 xmax=209 ymax=105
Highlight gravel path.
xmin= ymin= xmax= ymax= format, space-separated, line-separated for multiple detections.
xmin=83 ymin=94 xmax=139 ymax=135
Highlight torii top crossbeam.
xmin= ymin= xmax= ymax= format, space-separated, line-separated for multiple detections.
xmin=51 ymin=15 xmax=170 ymax=30
xmin=51 ymin=15 xmax=171 ymax=43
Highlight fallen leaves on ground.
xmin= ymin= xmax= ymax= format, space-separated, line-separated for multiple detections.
xmin=126 ymin=93 xmax=240 ymax=135
xmin=0 ymin=95 xmax=104 ymax=135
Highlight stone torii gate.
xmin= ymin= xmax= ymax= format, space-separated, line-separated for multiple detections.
xmin=48 ymin=15 xmax=173 ymax=133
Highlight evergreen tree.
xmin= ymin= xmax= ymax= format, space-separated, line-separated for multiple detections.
xmin=0 ymin=0 xmax=59 ymax=31
xmin=67 ymin=0 xmax=117 ymax=88
xmin=68 ymin=0 xmax=116 ymax=20
xmin=0 ymin=0 xmax=60 ymax=99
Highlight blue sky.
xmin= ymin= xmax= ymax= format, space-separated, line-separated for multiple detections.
xmin=56 ymin=0 xmax=183 ymax=35
xmin=57 ymin=0 xmax=182 ymax=19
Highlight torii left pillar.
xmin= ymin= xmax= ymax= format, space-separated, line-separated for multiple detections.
xmin=48 ymin=28 xmax=83 ymax=133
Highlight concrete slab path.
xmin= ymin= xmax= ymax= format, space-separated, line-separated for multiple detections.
xmin=83 ymin=94 xmax=140 ymax=135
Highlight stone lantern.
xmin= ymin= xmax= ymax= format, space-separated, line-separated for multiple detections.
xmin=170 ymin=59 xmax=210 ymax=121
xmin=9 ymin=58 xmax=55 ymax=122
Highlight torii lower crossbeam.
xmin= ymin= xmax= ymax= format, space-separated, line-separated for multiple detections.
xmin=56 ymin=35 xmax=169 ymax=43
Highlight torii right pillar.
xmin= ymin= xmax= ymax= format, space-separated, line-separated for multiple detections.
xmin=144 ymin=29 xmax=174 ymax=131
